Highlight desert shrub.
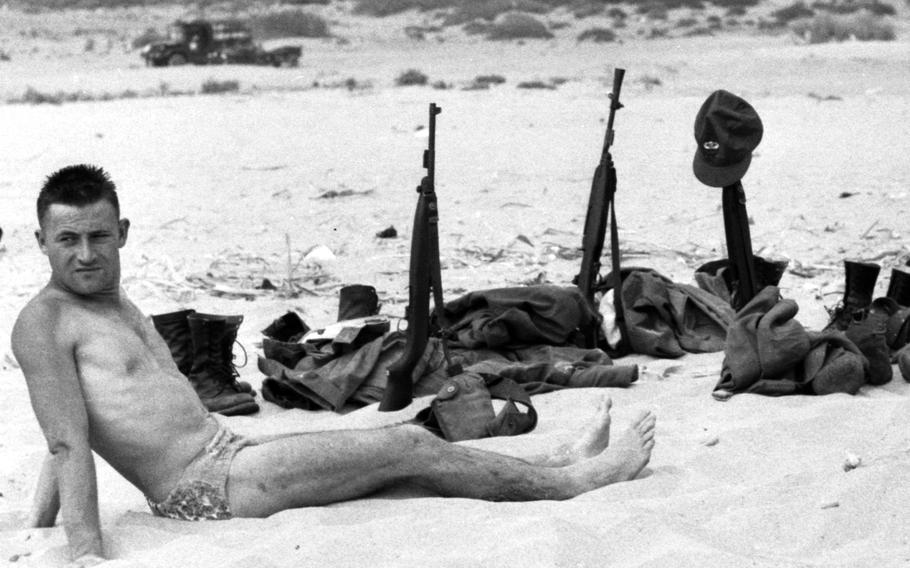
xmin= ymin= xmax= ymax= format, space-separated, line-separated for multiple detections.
xmin=474 ymin=74 xmax=507 ymax=85
xmin=577 ymin=26 xmax=617 ymax=41
xmin=441 ymin=0 xmax=551 ymax=25
xmin=726 ymin=5 xmax=748 ymax=15
xmin=249 ymin=9 xmax=331 ymax=38
xmin=318 ymin=77 xmax=373 ymax=90
xmin=684 ymin=25 xmax=715 ymax=34
xmin=485 ymin=12 xmax=554 ymax=40
xmin=812 ymin=0 xmax=895 ymax=14
xmin=404 ymin=24 xmax=442 ymax=39
xmin=643 ymin=6 xmax=670 ymax=18
xmin=708 ymin=0 xmax=759 ymax=7
xmin=772 ymin=2 xmax=816 ymax=24
xmin=352 ymin=0 xmax=449 ymax=16
xmin=675 ymin=16 xmax=699 ymax=26
xmin=516 ymin=80 xmax=556 ymax=89
xmin=606 ymin=6 xmax=628 ymax=18
xmin=790 ymin=11 xmax=895 ymax=41
xmin=634 ymin=0 xmax=704 ymax=10
xmin=16 ymin=0 xmax=175 ymax=9
xmin=201 ymin=78 xmax=240 ymax=94
xmin=638 ymin=75 xmax=662 ymax=88
xmin=572 ymin=1 xmax=605 ymax=17
xmin=17 ymin=87 xmax=64 ymax=105
xmin=461 ymin=74 xmax=506 ymax=90
xmin=396 ymin=68 xmax=429 ymax=86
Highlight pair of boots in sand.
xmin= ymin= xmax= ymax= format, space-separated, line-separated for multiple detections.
xmin=152 ymin=310 xmax=259 ymax=416
xmin=825 ymin=260 xmax=910 ymax=383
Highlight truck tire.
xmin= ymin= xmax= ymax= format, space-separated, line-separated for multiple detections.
xmin=167 ymin=53 xmax=188 ymax=66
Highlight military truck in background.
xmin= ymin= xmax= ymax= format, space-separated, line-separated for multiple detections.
xmin=140 ymin=19 xmax=301 ymax=67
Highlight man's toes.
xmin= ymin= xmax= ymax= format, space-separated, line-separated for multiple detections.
xmin=631 ymin=410 xmax=654 ymax=430
xmin=642 ymin=428 xmax=655 ymax=444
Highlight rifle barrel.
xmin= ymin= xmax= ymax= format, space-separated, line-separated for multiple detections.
xmin=604 ymin=68 xmax=625 ymax=152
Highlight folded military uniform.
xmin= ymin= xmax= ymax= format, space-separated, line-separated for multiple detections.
xmin=714 ymin=286 xmax=871 ymax=399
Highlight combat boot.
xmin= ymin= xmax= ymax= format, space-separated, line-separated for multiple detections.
xmin=337 ymin=284 xmax=379 ymax=321
xmin=825 ymin=260 xmax=880 ymax=331
xmin=897 ymin=343 xmax=910 ymax=382
xmin=151 ymin=308 xmax=197 ymax=376
xmin=261 ymin=311 xmax=310 ymax=368
xmin=844 ymin=297 xmax=894 ymax=386
xmin=187 ymin=313 xmax=259 ymax=416
xmin=886 ymin=266 xmax=910 ymax=307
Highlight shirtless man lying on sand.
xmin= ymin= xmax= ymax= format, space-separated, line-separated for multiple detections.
xmin=13 ymin=164 xmax=657 ymax=566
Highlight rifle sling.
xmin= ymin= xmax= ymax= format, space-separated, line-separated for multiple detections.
xmin=427 ymin=204 xmax=462 ymax=375
xmin=607 ymin=164 xmax=630 ymax=355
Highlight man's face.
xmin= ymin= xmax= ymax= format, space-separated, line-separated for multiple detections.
xmin=36 ymin=200 xmax=130 ymax=297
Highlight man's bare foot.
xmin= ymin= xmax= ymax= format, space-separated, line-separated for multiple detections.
xmin=568 ymin=395 xmax=612 ymax=459
xmin=533 ymin=396 xmax=612 ymax=467
xmin=572 ymin=410 xmax=656 ymax=490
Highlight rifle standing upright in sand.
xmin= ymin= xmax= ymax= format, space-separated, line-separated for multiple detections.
xmin=574 ymin=67 xmax=627 ymax=354
xmin=380 ymin=103 xmax=457 ymax=412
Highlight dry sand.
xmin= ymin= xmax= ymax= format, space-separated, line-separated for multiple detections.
xmin=1 ymin=3 xmax=910 ymax=566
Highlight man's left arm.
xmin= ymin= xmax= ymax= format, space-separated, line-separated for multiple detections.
xmin=13 ymin=304 xmax=104 ymax=562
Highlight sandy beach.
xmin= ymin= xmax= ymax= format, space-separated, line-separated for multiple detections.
xmin=1 ymin=1 xmax=910 ymax=566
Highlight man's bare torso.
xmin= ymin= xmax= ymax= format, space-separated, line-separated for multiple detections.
xmin=21 ymin=287 xmax=218 ymax=501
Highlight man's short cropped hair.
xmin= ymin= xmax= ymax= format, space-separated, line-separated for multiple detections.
xmin=37 ymin=164 xmax=120 ymax=226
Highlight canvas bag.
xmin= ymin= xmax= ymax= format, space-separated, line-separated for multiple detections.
xmin=414 ymin=371 xmax=537 ymax=442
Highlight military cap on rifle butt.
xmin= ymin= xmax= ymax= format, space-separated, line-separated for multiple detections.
xmin=692 ymin=89 xmax=763 ymax=188
xmin=692 ymin=90 xmax=772 ymax=310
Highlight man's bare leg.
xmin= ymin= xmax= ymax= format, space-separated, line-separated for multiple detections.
xmin=227 ymin=409 xmax=655 ymax=517
xmin=247 ymin=395 xmax=615 ymax=467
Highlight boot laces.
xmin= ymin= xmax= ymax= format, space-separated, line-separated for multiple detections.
xmin=208 ymin=340 xmax=249 ymax=396
xmin=824 ymin=302 xmax=867 ymax=331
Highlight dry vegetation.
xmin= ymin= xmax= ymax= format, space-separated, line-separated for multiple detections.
xmin=0 ymin=0 xmax=905 ymax=105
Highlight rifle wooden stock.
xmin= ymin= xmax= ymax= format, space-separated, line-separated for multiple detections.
xmin=721 ymin=181 xmax=758 ymax=309
xmin=379 ymin=103 xmax=442 ymax=412
xmin=575 ymin=68 xmax=625 ymax=348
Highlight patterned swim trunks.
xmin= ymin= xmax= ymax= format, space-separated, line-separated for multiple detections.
xmin=147 ymin=424 xmax=249 ymax=521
